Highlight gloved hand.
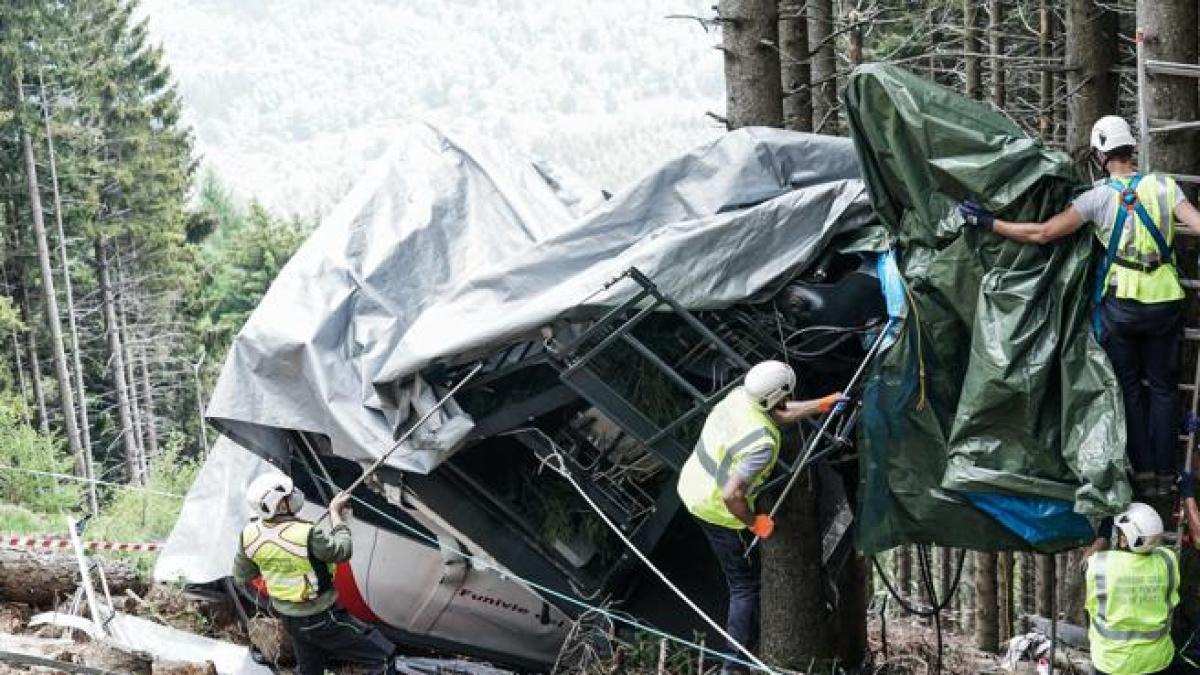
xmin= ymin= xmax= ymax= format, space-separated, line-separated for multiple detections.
xmin=1185 ymin=412 xmax=1200 ymax=436
xmin=958 ymin=200 xmax=995 ymax=230
xmin=1180 ymin=471 xmax=1195 ymax=499
xmin=750 ymin=514 xmax=775 ymax=539
xmin=817 ymin=392 xmax=849 ymax=414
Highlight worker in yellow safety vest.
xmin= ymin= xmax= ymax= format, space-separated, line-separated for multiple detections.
xmin=676 ymin=360 xmax=843 ymax=672
xmin=959 ymin=115 xmax=1200 ymax=499
xmin=1084 ymin=502 xmax=1179 ymax=675
xmin=233 ymin=475 xmax=395 ymax=675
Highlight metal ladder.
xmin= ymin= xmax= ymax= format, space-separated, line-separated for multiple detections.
xmin=1135 ymin=30 xmax=1200 ymax=480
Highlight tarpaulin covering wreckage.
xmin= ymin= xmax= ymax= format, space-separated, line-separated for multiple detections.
xmin=846 ymin=64 xmax=1130 ymax=553
xmin=164 ymin=73 xmax=1132 ymax=663
xmin=173 ymin=123 xmax=884 ymax=666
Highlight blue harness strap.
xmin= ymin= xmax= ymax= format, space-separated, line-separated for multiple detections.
xmin=1110 ymin=175 xmax=1173 ymax=263
xmin=1091 ymin=175 xmax=1172 ymax=338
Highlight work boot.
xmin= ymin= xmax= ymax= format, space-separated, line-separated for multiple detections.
xmin=1133 ymin=472 xmax=1156 ymax=499
xmin=1158 ymin=474 xmax=1176 ymax=499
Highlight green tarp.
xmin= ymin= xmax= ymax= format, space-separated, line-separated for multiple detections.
xmin=846 ymin=64 xmax=1132 ymax=553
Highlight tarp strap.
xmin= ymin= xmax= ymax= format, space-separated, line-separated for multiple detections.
xmin=1091 ymin=178 xmax=1135 ymax=337
xmin=1109 ymin=176 xmax=1172 ymax=262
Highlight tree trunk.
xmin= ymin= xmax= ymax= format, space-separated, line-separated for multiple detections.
xmin=139 ymin=344 xmax=159 ymax=460
xmin=964 ymin=0 xmax=982 ymax=99
xmin=1038 ymin=0 xmax=1054 ymax=137
xmin=847 ymin=7 xmax=863 ymax=69
xmin=916 ymin=545 xmax=931 ymax=612
xmin=40 ymin=70 xmax=97 ymax=513
xmin=96 ymin=238 xmax=141 ymax=484
xmin=894 ymin=544 xmax=911 ymax=598
xmin=1037 ymin=554 xmax=1055 ymax=617
xmin=999 ymin=552 xmax=1013 ymax=643
xmin=1063 ymin=550 xmax=1087 ymax=624
xmin=10 ymin=331 xmax=28 ymax=420
xmin=114 ymin=245 xmax=146 ymax=477
xmin=779 ymin=1 xmax=812 ymax=132
xmin=808 ymin=0 xmax=837 ymax=133
xmin=23 ymin=311 xmax=49 ymax=436
xmin=11 ymin=247 xmax=50 ymax=436
xmin=975 ymin=552 xmax=999 ymax=653
xmin=17 ymin=85 xmax=87 ymax=481
xmin=760 ymin=473 xmax=832 ymax=667
xmin=1020 ymin=552 xmax=1036 ymax=616
xmin=962 ymin=551 xmax=976 ymax=633
xmin=0 ymin=548 xmax=146 ymax=608
xmin=940 ymin=547 xmax=955 ymax=629
xmin=1138 ymin=0 xmax=1200 ymax=176
xmin=1065 ymin=0 xmax=1118 ymax=163
xmin=719 ymin=0 xmax=784 ymax=129
xmin=835 ymin=554 xmax=869 ymax=667
xmin=988 ymin=0 xmax=1006 ymax=109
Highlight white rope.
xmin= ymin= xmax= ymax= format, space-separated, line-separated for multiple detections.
xmin=526 ymin=430 xmax=779 ymax=674
xmin=0 ymin=464 xmax=183 ymax=499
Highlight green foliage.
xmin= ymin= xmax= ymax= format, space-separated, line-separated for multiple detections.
xmin=194 ymin=175 xmax=308 ymax=367
xmin=0 ymin=502 xmax=58 ymax=534
xmin=0 ymin=395 xmax=82 ymax=513
xmin=91 ymin=433 xmax=198 ymax=544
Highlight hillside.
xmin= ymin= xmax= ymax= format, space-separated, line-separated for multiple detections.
xmin=139 ymin=0 xmax=727 ymax=215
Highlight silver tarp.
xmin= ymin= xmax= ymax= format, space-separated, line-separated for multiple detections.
xmin=206 ymin=124 xmax=873 ymax=473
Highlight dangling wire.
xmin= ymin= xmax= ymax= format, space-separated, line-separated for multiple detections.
xmin=870 ymin=545 xmax=966 ymax=675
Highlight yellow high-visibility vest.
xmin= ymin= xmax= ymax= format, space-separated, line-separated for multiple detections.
xmin=676 ymin=388 xmax=781 ymax=529
xmin=1094 ymin=174 xmax=1183 ymax=304
xmin=240 ymin=519 xmax=334 ymax=604
xmin=1085 ymin=547 xmax=1179 ymax=675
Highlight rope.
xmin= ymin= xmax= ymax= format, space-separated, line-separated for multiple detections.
xmin=0 ymin=464 xmax=183 ymax=499
xmin=897 ymin=274 xmax=927 ymax=411
xmin=305 ymin=471 xmax=776 ymax=673
xmin=536 ymin=448 xmax=778 ymax=674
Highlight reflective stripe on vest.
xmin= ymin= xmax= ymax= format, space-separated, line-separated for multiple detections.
xmin=676 ymin=388 xmax=780 ymax=529
xmin=693 ymin=427 xmax=776 ymax=490
xmin=241 ymin=520 xmax=326 ymax=604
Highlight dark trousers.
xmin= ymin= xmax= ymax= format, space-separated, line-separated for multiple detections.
xmin=280 ymin=607 xmax=396 ymax=675
xmin=1100 ymin=297 xmax=1184 ymax=477
xmin=696 ymin=518 xmax=760 ymax=661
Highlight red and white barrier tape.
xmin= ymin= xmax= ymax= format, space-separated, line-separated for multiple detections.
xmin=2 ymin=534 xmax=162 ymax=552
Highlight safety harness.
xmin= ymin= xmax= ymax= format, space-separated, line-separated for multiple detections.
xmin=1090 ymin=175 xmax=1174 ymax=336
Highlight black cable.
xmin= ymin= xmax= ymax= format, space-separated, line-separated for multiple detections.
xmin=870 ymin=546 xmax=967 ymax=675
xmin=917 ymin=545 xmax=944 ymax=675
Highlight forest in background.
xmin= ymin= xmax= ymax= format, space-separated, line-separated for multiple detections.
xmin=0 ymin=2 xmax=308 ymax=554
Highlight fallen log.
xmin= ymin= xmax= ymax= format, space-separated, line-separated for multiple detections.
xmin=0 ymin=549 xmax=146 ymax=608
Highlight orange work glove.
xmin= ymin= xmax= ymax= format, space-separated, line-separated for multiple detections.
xmin=817 ymin=391 xmax=847 ymax=413
xmin=750 ymin=514 xmax=775 ymax=539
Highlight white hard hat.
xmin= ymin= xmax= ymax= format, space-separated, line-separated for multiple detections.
xmin=744 ymin=360 xmax=796 ymax=410
xmin=1114 ymin=502 xmax=1163 ymax=553
xmin=1090 ymin=116 xmax=1137 ymax=155
xmin=246 ymin=473 xmax=303 ymax=519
